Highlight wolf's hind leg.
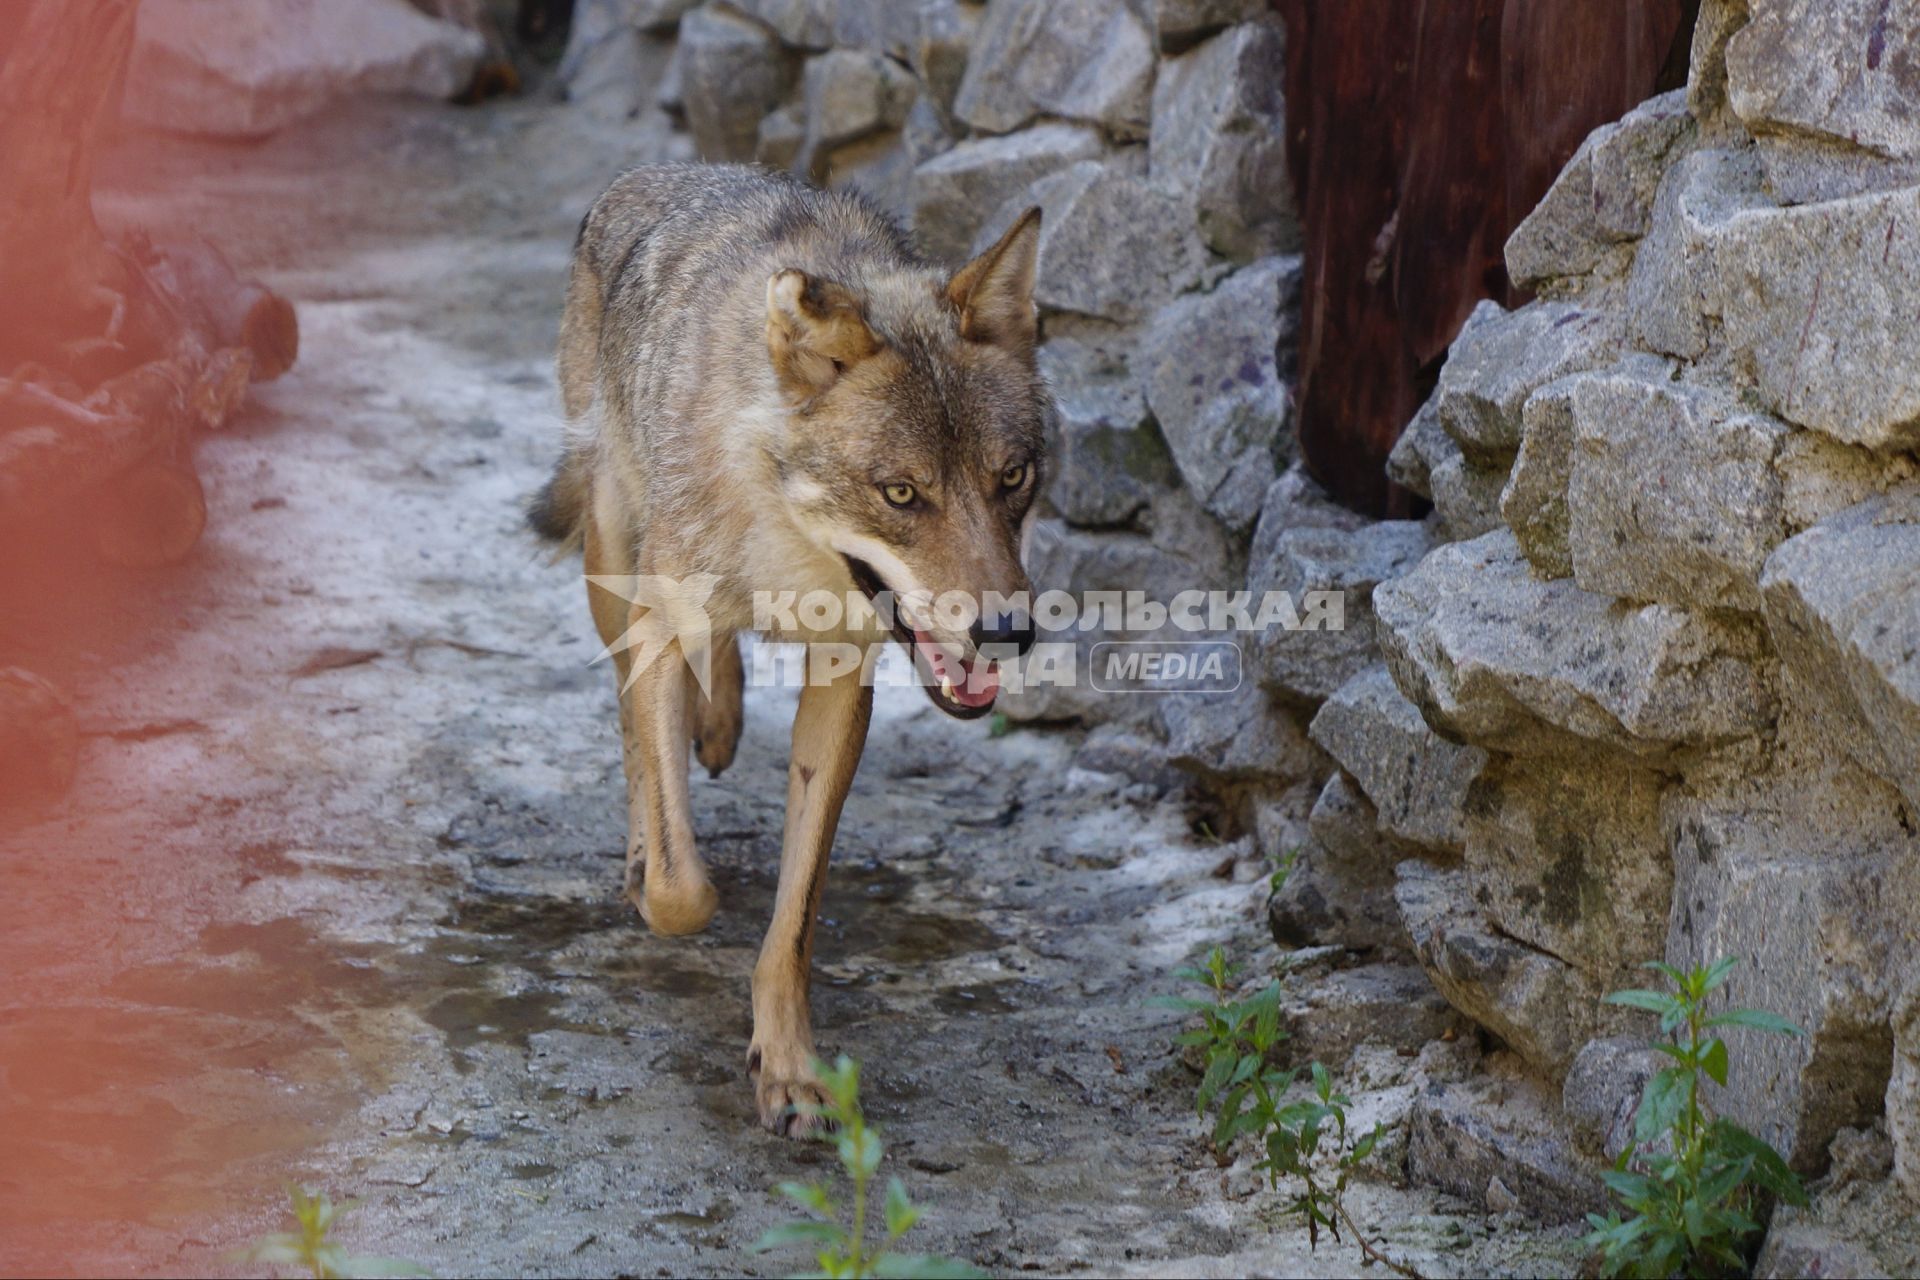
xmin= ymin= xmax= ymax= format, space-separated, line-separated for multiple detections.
xmin=749 ymin=660 xmax=873 ymax=1136
xmin=690 ymin=631 xmax=744 ymax=778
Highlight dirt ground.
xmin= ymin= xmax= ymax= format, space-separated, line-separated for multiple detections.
xmin=0 ymin=90 xmax=1580 ymax=1277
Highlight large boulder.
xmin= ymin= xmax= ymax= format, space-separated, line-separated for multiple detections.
xmin=1160 ymin=688 xmax=1319 ymax=785
xmin=1268 ymin=772 xmax=1411 ymax=954
xmin=1248 ymin=522 xmax=1432 ymax=704
xmin=1307 ymin=665 xmax=1486 ymax=856
xmin=1385 ymin=393 xmax=1446 ymax=502
xmin=1567 ymin=358 xmax=1791 ymax=612
xmin=676 ymin=5 xmax=798 ymax=162
xmin=1142 ymin=257 xmax=1300 ymax=533
xmin=1408 ymin=1063 xmax=1608 ymax=1220
xmin=951 ymin=0 xmax=1156 ymax=141
xmin=1726 ymin=0 xmax=1920 ymax=201
xmin=1631 ymin=146 xmax=1920 ymax=451
xmin=1462 ymin=758 xmax=1670 ymax=985
xmin=125 ymin=0 xmax=485 ymax=137
xmin=1373 ymin=531 xmax=1774 ymax=761
xmin=1149 ymin=18 xmax=1297 ymax=260
xmin=1038 ymin=325 xmax=1175 ymax=528
xmin=1435 ymin=300 xmax=1622 ymax=463
xmin=909 ymin=124 xmax=1105 ymax=263
xmin=1395 ymin=863 xmax=1612 ymax=1075
xmin=1505 ymin=90 xmax=1694 ymax=294
xmin=1500 ymin=376 xmax=1580 ymax=579
xmin=796 ymin=48 xmax=917 ymax=175
xmin=1143 ymin=0 xmax=1270 ymax=52
xmin=1760 ymin=490 xmax=1920 ymax=810
xmin=1664 ymin=761 xmax=1919 ymax=1167
xmin=1012 ymin=162 xmax=1212 ymax=324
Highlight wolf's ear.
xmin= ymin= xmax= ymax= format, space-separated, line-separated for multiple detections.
xmin=766 ymin=269 xmax=881 ymax=400
xmin=947 ymin=207 xmax=1041 ymax=352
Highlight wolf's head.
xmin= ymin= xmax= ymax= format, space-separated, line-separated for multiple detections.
xmin=764 ymin=209 xmax=1049 ymax=719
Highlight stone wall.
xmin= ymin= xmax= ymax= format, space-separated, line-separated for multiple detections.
xmin=562 ymin=0 xmax=1920 ymax=1230
xmin=1350 ymin=0 xmax=1920 ymax=1208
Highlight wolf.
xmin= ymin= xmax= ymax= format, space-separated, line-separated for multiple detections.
xmin=530 ymin=163 xmax=1049 ymax=1135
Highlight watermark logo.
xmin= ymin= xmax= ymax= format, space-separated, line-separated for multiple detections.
xmin=585 ymin=572 xmax=720 ymax=695
xmin=1089 ymin=641 xmax=1243 ymax=694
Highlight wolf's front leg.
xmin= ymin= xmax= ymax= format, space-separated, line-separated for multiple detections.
xmin=622 ymin=621 xmax=719 ymax=936
xmin=750 ymin=661 xmax=874 ymax=1136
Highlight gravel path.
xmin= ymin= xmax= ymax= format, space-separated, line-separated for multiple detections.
xmin=0 ymin=93 xmax=1570 ymax=1278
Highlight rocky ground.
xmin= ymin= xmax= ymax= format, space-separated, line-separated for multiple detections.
xmin=0 ymin=91 xmax=1593 ymax=1278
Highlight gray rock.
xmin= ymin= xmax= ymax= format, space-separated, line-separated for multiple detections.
xmin=126 ymin=0 xmax=486 ymax=138
xmin=1267 ymin=773 xmax=1409 ymax=953
xmin=1463 ymin=758 xmax=1670 ymax=983
xmin=1038 ymin=326 xmax=1173 ymax=527
xmin=1563 ymin=1037 xmax=1664 ymax=1162
xmin=1249 ymin=522 xmax=1433 ymax=704
xmin=1760 ymin=490 xmax=1920 ymax=810
xmin=1385 ymin=392 xmax=1447 ymax=501
xmin=1279 ymin=963 xmax=1463 ymax=1064
xmin=728 ymin=0 xmax=835 ymax=48
xmin=1373 ymin=531 xmax=1775 ymax=761
xmin=1687 ymin=0 xmax=1752 ymax=134
xmin=1754 ymin=1210 xmax=1894 ymax=1280
xmin=1246 ymin=464 xmax=1370 ymax=574
xmin=1428 ymin=449 xmax=1511 ymax=544
xmin=1435 ymin=300 xmax=1622 ymax=463
xmin=1406 ymin=1061 xmax=1608 ymax=1220
xmin=952 ymin=0 xmax=1156 ymax=141
xmin=756 ymin=104 xmax=807 ymax=172
xmin=1160 ymin=688 xmax=1319 ymax=784
xmin=909 ymin=124 xmax=1105 ymax=263
xmin=1727 ymin=0 xmax=1920 ymax=202
xmin=1395 ymin=862 xmax=1609 ymax=1074
xmin=1149 ymin=18 xmax=1297 ymax=260
xmin=1505 ymin=90 xmax=1694 ymax=293
xmin=1144 ymin=0 xmax=1269 ymax=51
xmin=1142 ymin=257 xmax=1300 ymax=533
xmin=676 ymin=5 xmax=797 ymax=162
xmin=1777 ymin=432 xmax=1920 ymax=532
xmin=797 ymin=48 xmax=917 ymax=170
xmin=1307 ymin=666 xmax=1486 ymax=856
xmin=1665 ymin=772 xmax=1920 ymax=1167
xmin=1895 ymin=993 xmax=1920 ymax=1201
xmin=1500 ymin=376 xmax=1580 ymax=579
xmin=633 ymin=0 xmax=701 ymax=30
xmin=1632 ymin=146 xmax=1920 ymax=451
xmin=1019 ymin=162 xmax=1212 ymax=323
xmin=902 ymin=0 xmax=978 ymax=113
xmin=561 ymin=19 xmax=678 ymax=121
xmin=1001 ymin=519 xmax=1221 ymax=724
xmin=1568 ymin=359 xmax=1790 ymax=612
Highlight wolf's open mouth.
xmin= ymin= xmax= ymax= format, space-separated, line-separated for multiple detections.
xmin=843 ymin=556 xmax=1000 ymax=719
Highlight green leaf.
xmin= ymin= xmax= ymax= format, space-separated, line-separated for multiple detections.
xmin=1599 ymin=1169 xmax=1652 ymax=1201
xmin=1605 ymin=989 xmax=1682 ymax=1017
xmin=1704 ymin=1007 xmax=1806 ymax=1038
xmin=753 ymin=1221 xmax=847 ymax=1253
xmin=1701 ymin=955 xmax=1740 ymax=993
xmin=776 ymin=1180 xmax=835 ymax=1217
xmin=838 ymin=1126 xmax=883 ymax=1179
xmin=884 ymin=1177 xmax=922 ymax=1239
xmin=1639 ymin=960 xmax=1689 ymax=986
xmin=1635 ymin=1066 xmax=1690 ymax=1145
xmin=1712 ymin=1120 xmax=1808 ymax=1206
xmin=1701 ymin=1037 xmax=1730 ymax=1087
xmin=1310 ymin=1062 xmax=1332 ymax=1102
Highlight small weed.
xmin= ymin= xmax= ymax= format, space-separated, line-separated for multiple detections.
xmin=1268 ymin=845 xmax=1300 ymax=896
xmin=987 ymin=711 xmax=1011 ymax=739
xmin=1163 ymin=949 xmax=1420 ymax=1278
xmin=1582 ymin=956 xmax=1808 ymax=1279
xmin=754 ymin=1055 xmax=983 ymax=1279
xmin=232 ymin=1186 xmax=429 ymax=1280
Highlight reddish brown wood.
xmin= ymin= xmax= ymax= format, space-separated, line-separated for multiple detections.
xmin=1277 ymin=0 xmax=1692 ymax=516
xmin=90 ymin=460 xmax=209 ymax=568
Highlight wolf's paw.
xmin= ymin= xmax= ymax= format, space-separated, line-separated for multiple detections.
xmin=748 ymin=1044 xmax=832 ymax=1139
xmin=628 ymin=867 xmax=718 ymax=936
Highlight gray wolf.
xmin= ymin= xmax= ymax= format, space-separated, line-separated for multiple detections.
xmin=531 ymin=163 xmax=1048 ymax=1135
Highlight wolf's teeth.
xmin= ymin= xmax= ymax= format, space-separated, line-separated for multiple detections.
xmin=940 ymin=676 xmax=955 ymax=701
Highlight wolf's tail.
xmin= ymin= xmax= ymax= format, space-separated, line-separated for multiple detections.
xmin=527 ymin=451 xmax=588 ymax=549
xmin=530 ymin=241 xmax=604 ymax=552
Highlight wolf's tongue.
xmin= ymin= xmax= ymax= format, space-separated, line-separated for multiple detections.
xmin=914 ymin=630 xmax=1000 ymax=708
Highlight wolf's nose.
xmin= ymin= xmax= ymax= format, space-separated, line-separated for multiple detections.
xmin=971 ymin=611 xmax=1036 ymax=656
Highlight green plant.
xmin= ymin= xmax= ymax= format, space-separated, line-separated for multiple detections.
xmin=753 ymin=1055 xmax=983 ymax=1279
xmin=1582 ymin=956 xmax=1809 ymax=1279
xmin=233 ymin=1186 xmax=429 ymax=1280
xmin=1164 ymin=949 xmax=1419 ymax=1279
xmin=986 ymin=711 xmax=1011 ymax=738
xmin=1268 ymin=845 xmax=1300 ymax=896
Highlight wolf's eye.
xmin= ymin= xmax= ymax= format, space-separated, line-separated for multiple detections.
xmin=1000 ymin=463 xmax=1030 ymax=490
xmin=882 ymin=482 xmax=917 ymax=508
